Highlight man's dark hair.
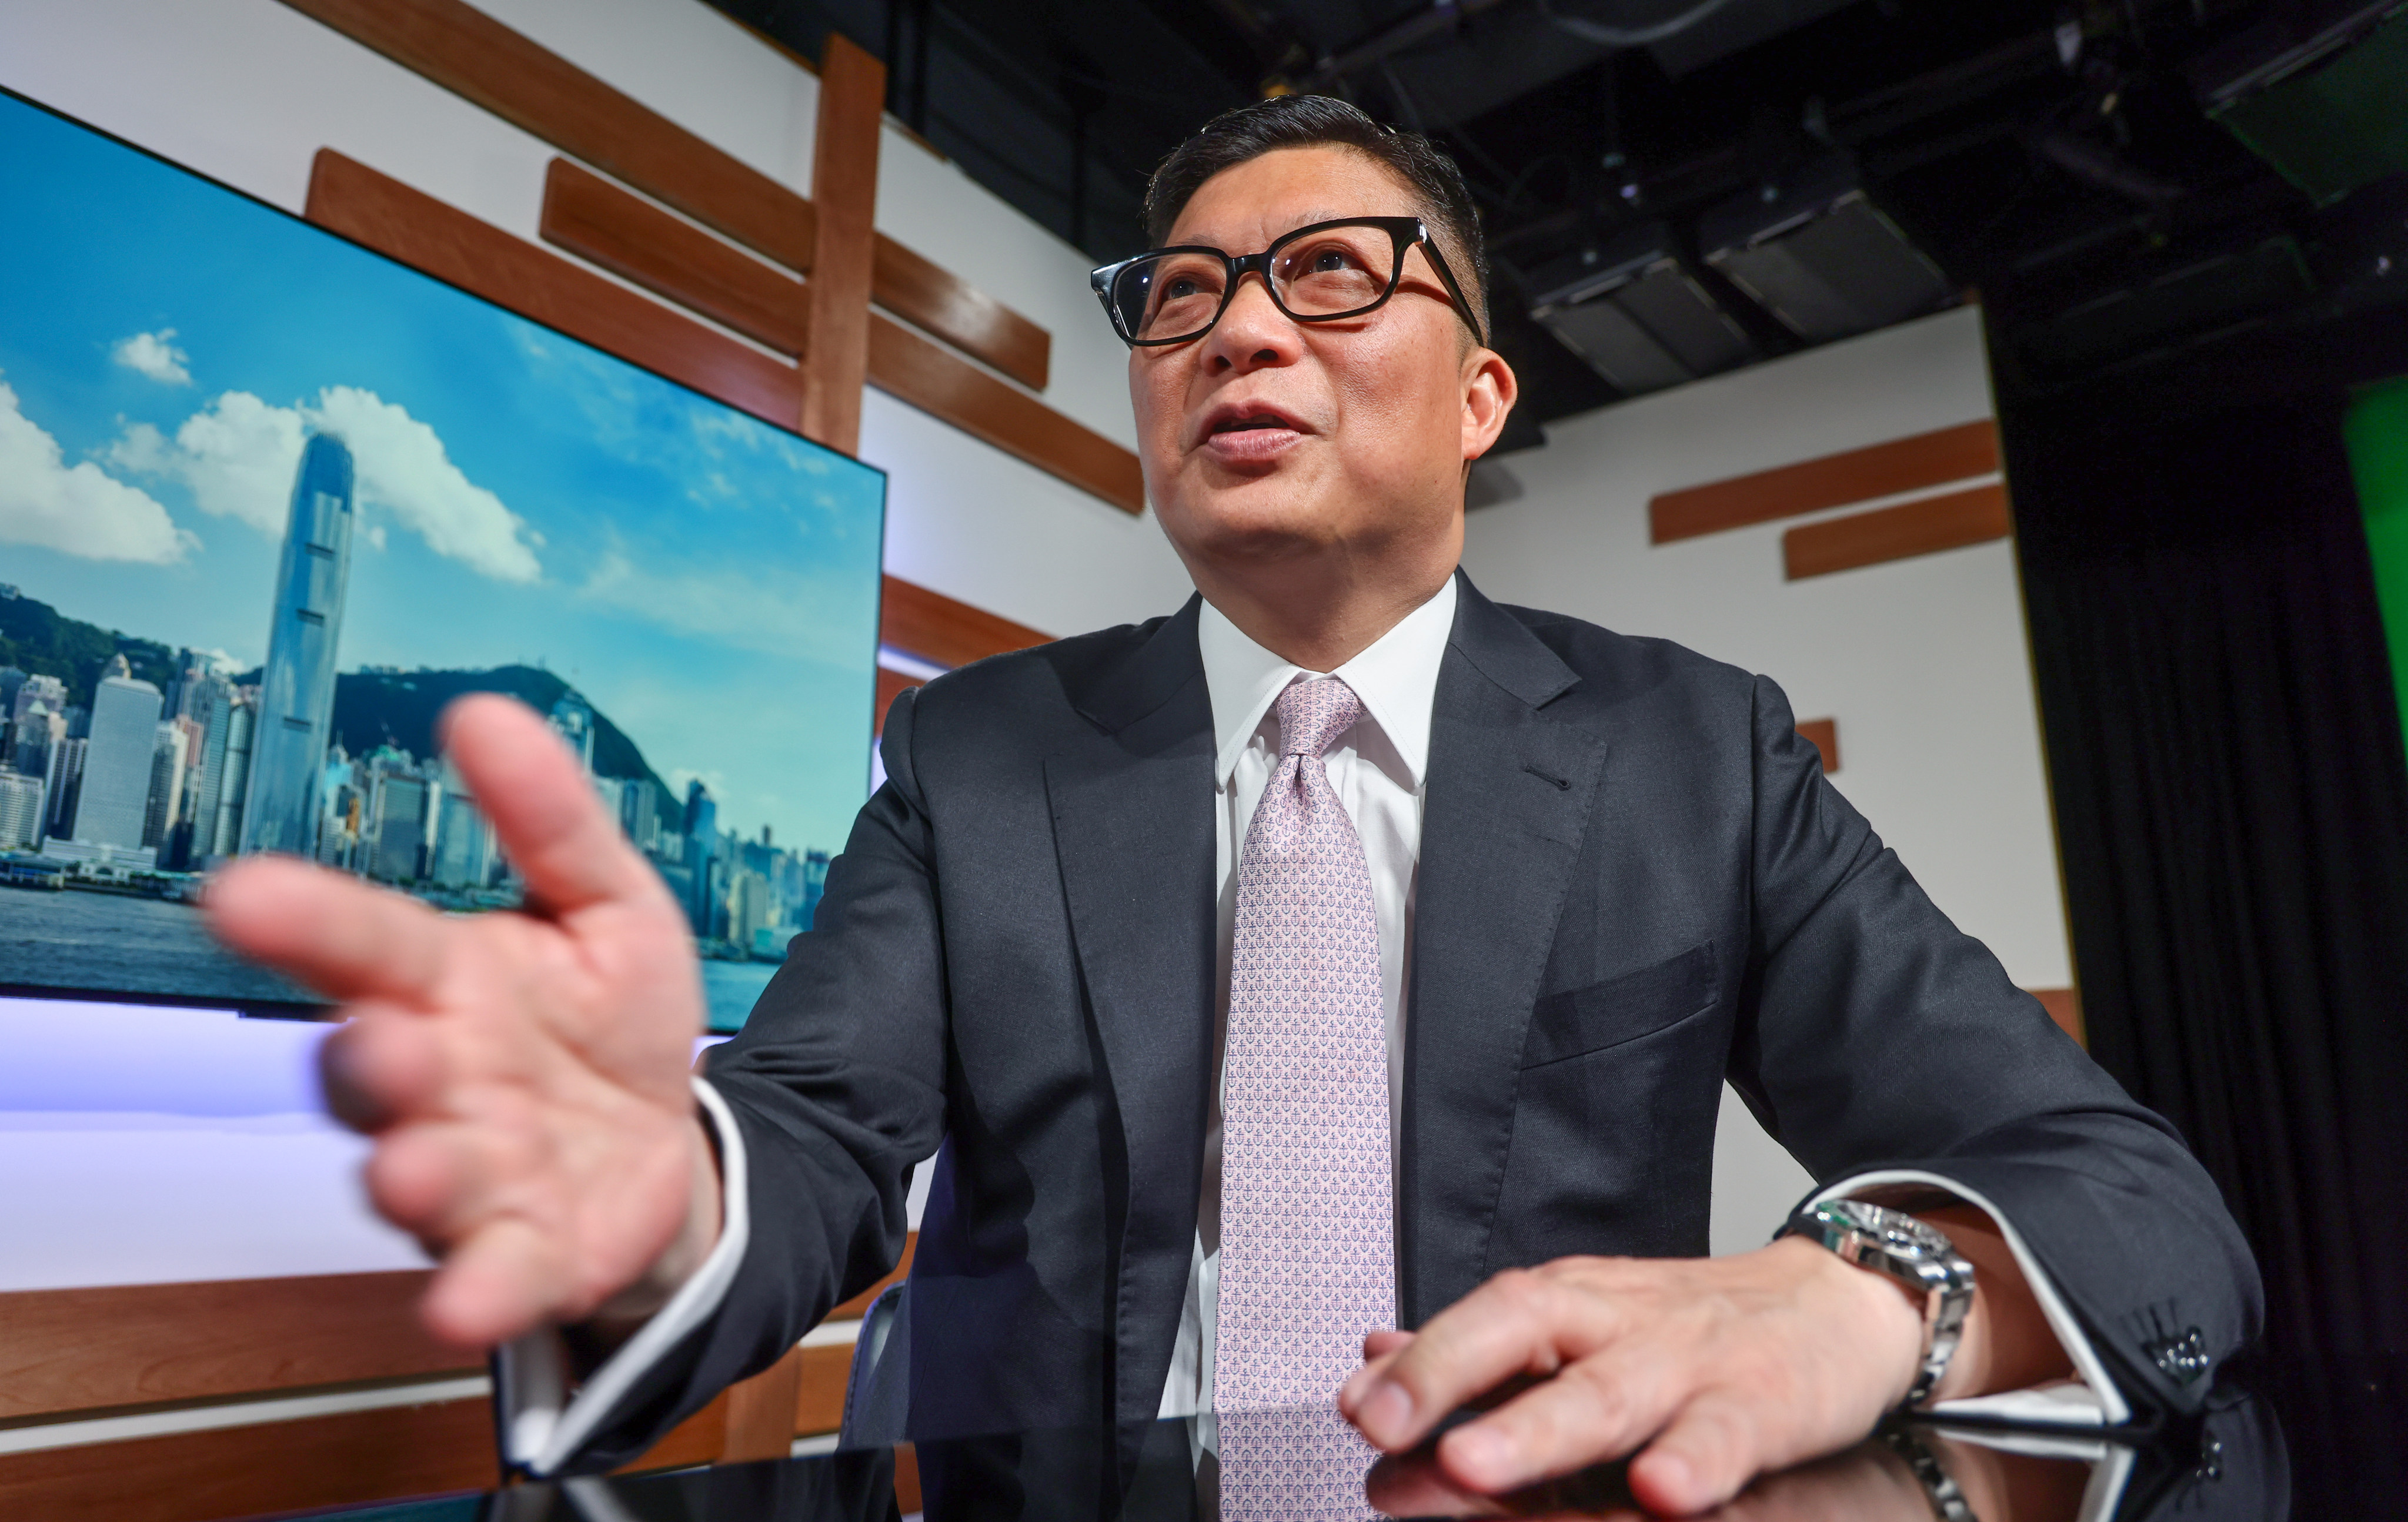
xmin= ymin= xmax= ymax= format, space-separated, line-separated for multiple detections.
xmin=1142 ymin=94 xmax=1490 ymax=336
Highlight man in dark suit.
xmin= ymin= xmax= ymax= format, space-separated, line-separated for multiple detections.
xmin=210 ymin=96 xmax=2255 ymax=1514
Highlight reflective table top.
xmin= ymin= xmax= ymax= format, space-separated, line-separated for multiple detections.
xmin=233 ymin=1357 xmax=2405 ymax=1522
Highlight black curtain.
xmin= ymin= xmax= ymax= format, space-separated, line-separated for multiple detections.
xmin=1999 ymin=365 xmax=2408 ymax=1377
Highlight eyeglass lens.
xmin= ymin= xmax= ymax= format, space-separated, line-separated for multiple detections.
xmin=1111 ymin=224 xmax=1402 ymax=343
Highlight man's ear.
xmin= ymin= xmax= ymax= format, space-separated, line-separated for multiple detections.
xmin=1460 ymin=348 xmax=1519 ymax=464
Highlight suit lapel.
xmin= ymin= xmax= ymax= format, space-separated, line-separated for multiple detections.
xmin=1043 ymin=598 xmax=1217 ymax=1426
xmin=1399 ymin=577 xmax=1607 ymax=1326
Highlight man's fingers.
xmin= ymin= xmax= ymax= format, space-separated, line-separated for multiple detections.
xmin=1435 ymin=1351 xmax=1680 ymax=1494
xmin=419 ymin=1215 xmax=566 ymax=1349
xmin=205 ymin=855 xmax=447 ymax=1005
xmin=1628 ymin=1393 xmax=1768 ymax=1517
xmin=1341 ymin=1268 xmax=1612 ymax=1452
xmin=439 ymin=695 xmax=666 ymax=918
xmin=363 ymin=1119 xmax=534 ymax=1248
xmin=1363 ymin=1450 xmax=1510 ymax=1520
xmin=319 ymin=1008 xmax=445 ymax=1133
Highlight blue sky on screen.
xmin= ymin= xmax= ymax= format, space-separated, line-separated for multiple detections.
xmin=0 ymin=92 xmax=884 ymax=857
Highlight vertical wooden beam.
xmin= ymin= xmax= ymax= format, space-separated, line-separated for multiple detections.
xmin=801 ymin=34 xmax=886 ymax=455
xmin=720 ymin=1345 xmax=807 ymax=1462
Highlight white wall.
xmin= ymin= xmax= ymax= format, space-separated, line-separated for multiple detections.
xmin=0 ymin=0 xmax=1195 ymax=641
xmin=1462 ymin=305 xmax=2070 ymax=1251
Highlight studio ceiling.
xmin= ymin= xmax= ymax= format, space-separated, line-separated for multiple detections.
xmin=707 ymin=0 xmax=2408 ymax=432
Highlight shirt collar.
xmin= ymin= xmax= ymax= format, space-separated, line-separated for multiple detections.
xmin=1197 ymin=574 xmax=1458 ymax=792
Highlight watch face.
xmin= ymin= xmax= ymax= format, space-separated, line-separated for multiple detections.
xmin=1819 ymin=1200 xmax=1949 ymax=1260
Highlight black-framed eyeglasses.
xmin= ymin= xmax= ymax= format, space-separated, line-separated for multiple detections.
xmin=1090 ymin=216 xmax=1487 ymax=350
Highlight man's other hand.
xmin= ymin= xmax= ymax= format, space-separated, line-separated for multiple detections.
xmin=205 ymin=694 xmax=720 ymax=1350
xmin=1338 ymin=1239 xmax=1932 ymax=1516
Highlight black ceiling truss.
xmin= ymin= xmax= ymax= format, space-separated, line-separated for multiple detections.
xmin=704 ymin=0 xmax=2408 ymax=430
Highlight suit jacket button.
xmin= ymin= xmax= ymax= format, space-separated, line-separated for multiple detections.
xmin=2148 ymin=1326 xmax=2211 ymax=1384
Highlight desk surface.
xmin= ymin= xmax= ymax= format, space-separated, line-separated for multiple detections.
xmin=217 ymin=1359 xmax=2404 ymax=1522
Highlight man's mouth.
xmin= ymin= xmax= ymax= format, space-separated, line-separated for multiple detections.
xmin=1196 ymin=404 xmax=1308 ymax=461
xmin=1211 ymin=412 xmax=1294 ymax=435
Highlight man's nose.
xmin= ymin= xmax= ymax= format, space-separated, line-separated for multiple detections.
xmin=1203 ymin=272 xmax=1301 ymax=373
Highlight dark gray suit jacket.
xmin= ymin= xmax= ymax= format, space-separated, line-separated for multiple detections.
xmin=574 ymin=573 xmax=2258 ymax=1469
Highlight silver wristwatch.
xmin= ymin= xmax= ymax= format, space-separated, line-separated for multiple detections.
xmin=1779 ymin=1199 xmax=1976 ymax=1409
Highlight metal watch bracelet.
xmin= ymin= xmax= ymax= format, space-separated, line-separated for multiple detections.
xmin=1780 ymin=1199 xmax=1978 ymax=1410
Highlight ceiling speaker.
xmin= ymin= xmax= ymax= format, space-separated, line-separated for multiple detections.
xmin=2195 ymin=2 xmax=2408 ymax=208
xmin=1526 ymin=224 xmax=1758 ymax=397
xmin=1701 ymin=156 xmax=1954 ymax=344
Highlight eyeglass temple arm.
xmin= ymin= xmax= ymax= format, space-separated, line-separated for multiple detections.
xmin=1411 ymin=222 xmax=1488 ymax=349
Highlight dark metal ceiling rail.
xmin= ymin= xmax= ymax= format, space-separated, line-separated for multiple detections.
xmin=1301 ymin=0 xmax=1511 ymax=92
xmin=1300 ymin=0 xmax=1766 ymax=92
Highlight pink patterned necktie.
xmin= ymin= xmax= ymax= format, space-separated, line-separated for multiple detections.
xmin=1217 ymin=676 xmax=1393 ymax=1521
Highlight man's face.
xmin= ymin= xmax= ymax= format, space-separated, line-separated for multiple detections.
xmin=1130 ymin=146 xmax=1515 ymax=583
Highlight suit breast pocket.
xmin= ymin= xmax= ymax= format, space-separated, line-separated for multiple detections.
xmin=1522 ymin=942 xmax=1719 ymax=1069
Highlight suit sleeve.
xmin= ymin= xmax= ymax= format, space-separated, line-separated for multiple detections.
xmin=1724 ymin=674 xmax=2261 ymax=1417
xmin=539 ymin=686 xmax=954 ymax=1473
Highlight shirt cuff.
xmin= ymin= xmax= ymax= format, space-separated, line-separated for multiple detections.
xmin=1808 ymin=1169 xmax=2132 ymax=1428
xmin=493 ymin=1076 xmax=753 ymax=1475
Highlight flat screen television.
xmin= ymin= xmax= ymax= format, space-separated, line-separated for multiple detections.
xmin=0 ymin=89 xmax=886 ymax=1033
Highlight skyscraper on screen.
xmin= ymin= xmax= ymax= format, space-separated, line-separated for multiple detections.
xmin=0 ymin=770 xmax=43 ymax=849
xmin=71 ymin=660 xmax=164 ymax=852
xmin=240 ymin=434 xmax=355 ymax=857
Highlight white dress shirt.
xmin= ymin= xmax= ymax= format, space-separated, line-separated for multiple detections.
xmin=501 ymin=578 xmax=2123 ymax=1473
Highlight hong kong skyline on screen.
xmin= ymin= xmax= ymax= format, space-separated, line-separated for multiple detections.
xmin=0 ymin=91 xmax=884 ymax=1016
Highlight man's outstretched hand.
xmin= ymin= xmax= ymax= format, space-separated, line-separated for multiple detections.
xmin=206 ymin=694 xmax=720 ymax=1350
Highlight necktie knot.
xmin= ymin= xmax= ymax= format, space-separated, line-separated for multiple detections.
xmin=1274 ymin=676 xmax=1363 ymax=761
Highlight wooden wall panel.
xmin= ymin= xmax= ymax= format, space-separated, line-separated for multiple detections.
xmin=1651 ymin=420 xmax=2002 ymax=544
xmin=275 ymin=0 xmax=1051 ymax=391
xmin=801 ymin=34 xmax=884 ymax=455
xmin=870 ymin=315 xmax=1145 ymax=514
xmin=0 ymin=1396 xmax=495 ymax=1522
xmin=2029 ymin=988 xmax=2085 ymax=1046
xmin=1782 ymin=483 xmax=2013 ymax=580
xmin=542 ymin=158 xmax=806 ymax=355
xmin=880 ymin=579 xmax=1051 ymax=669
xmin=0 ymin=1271 xmax=472 ymax=1420
xmin=874 ymin=240 xmax=1051 ymax=396
xmin=723 ymin=1349 xmax=807 ymax=1463
xmin=1795 ymin=718 xmax=1841 ymax=774
xmin=538 ymin=155 xmax=1140 ymax=511
xmin=308 ymin=149 xmax=802 ymax=430
xmin=794 ymin=1343 xmax=856 ymax=1437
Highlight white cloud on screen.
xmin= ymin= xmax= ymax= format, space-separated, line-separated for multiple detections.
xmin=111 ymin=329 xmax=193 ymax=386
xmin=109 ymin=390 xmax=302 ymax=532
xmin=0 ymin=379 xmax=192 ymax=564
xmin=108 ymin=386 xmax=544 ymax=583
xmin=312 ymin=386 xmax=546 ymax=582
